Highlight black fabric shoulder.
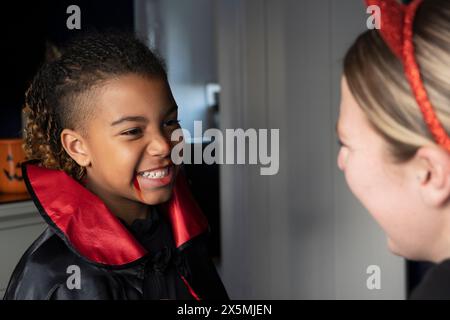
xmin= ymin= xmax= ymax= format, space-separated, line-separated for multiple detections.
xmin=179 ymin=234 xmax=229 ymax=300
xmin=3 ymin=228 xmax=116 ymax=300
xmin=410 ymin=259 xmax=450 ymax=300
xmin=3 ymin=227 xmax=127 ymax=300
xmin=3 ymin=228 xmax=70 ymax=299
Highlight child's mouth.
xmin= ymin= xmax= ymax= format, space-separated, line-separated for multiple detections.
xmin=135 ymin=165 xmax=175 ymax=189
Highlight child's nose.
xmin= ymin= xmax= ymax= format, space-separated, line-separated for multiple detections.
xmin=146 ymin=133 xmax=171 ymax=158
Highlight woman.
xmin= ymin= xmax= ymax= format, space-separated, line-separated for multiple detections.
xmin=337 ymin=0 xmax=450 ymax=299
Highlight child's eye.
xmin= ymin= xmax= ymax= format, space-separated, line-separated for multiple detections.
xmin=164 ymin=119 xmax=180 ymax=127
xmin=121 ymin=128 xmax=143 ymax=136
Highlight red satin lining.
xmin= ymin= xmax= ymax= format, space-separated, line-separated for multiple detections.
xmin=163 ymin=171 xmax=209 ymax=248
xmin=25 ymin=163 xmax=208 ymax=266
xmin=27 ymin=164 xmax=146 ymax=266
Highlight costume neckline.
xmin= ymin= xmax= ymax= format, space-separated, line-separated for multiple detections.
xmin=21 ymin=160 xmax=208 ymax=267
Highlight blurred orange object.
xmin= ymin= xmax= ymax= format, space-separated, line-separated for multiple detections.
xmin=0 ymin=139 xmax=27 ymax=193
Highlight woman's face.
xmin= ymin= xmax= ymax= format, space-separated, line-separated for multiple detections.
xmin=336 ymin=76 xmax=442 ymax=260
xmin=77 ymin=74 xmax=181 ymax=208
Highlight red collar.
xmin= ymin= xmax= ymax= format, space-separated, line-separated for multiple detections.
xmin=22 ymin=161 xmax=208 ymax=267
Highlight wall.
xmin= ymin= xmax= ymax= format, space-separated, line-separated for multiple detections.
xmin=135 ymin=0 xmax=218 ymax=138
xmin=0 ymin=202 xmax=46 ymax=298
xmin=217 ymin=0 xmax=405 ymax=299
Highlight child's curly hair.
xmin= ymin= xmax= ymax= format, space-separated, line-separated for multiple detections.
xmin=23 ymin=33 xmax=168 ymax=181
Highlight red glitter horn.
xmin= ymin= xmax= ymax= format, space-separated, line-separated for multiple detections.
xmin=365 ymin=0 xmax=450 ymax=152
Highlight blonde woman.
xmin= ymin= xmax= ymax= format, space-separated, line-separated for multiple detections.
xmin=337 ymin=0 xmax=450 ymax=299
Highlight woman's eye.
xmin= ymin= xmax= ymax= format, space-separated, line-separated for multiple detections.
xmin=164 ymin=119 xmax=180 ymax=127
xmin=121 ymin=128 xmax=143 ymax=136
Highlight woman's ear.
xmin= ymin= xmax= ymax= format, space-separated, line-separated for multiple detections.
xmin=415 ymin=146 xmax=450 ymax=208
xmin=60 ymin=128 xmax=91 ymax=167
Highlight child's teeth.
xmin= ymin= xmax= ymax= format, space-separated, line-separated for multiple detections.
xmin=141 ymin=168 xmax=168 ymax=179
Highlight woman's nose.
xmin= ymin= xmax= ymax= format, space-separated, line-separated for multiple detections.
xmin=337 ymin=148 xmax=346 ymax=171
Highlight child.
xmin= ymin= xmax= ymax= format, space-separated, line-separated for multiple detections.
xmin=337 ymin=0 xmax=450 ymax=299
xmin=4 ymin=33 xmax=228 ymax=300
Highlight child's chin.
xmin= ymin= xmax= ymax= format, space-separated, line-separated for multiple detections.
xmin=139 ymin=188 xmax=173 ymax=205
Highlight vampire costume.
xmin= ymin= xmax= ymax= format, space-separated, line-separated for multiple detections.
xmin=3 ymin=160 xmax=228 ymax=300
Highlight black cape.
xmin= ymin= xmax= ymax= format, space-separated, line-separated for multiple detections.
xmin=409 ymin=259 xmax=450 ymax=300
xmin=4 ymin=160 xmax=229 ymax=300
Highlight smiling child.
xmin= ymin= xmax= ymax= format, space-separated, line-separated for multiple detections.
xmin=4 ymin=33 xmax=228 ymax=300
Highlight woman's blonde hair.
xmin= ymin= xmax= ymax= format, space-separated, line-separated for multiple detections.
xmin=344 ymin=0 xmax=450 ymax=162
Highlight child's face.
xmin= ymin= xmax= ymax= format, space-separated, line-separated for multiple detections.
xmin=78 ymin=74 xmax=181 ymax=207
xmin=336 ymin=76 xmax=444 ymax=261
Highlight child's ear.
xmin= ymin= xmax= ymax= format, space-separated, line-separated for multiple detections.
xmin=60 ymin=128 xmax=91 ymax=167
xmin=415 ymin=146 xmax=450 ymax=208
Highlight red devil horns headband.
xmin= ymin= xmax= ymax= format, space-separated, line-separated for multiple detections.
xmin=365 ymin=0 xmax=450 ymax=152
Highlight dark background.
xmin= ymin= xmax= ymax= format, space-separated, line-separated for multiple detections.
xmin=0 ymin=0 xmax=134 ymax=139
